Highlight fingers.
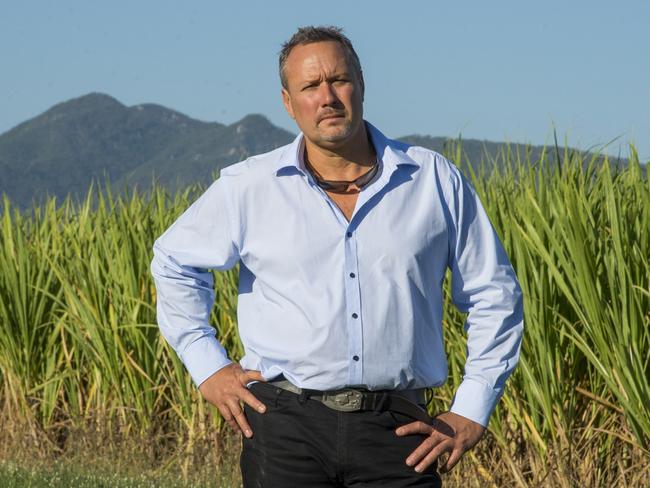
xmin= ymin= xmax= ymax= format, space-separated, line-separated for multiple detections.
xmin=440 ymin=446 xmax=464 ymax=473
xmin=199 ymin=365 xmax=269 ymax=437
xmin=404 ymin=432 xmax=449 ymax=468
xmin=412 ymin=438 xmax=454 ymax=473
xmin=222 ymin=377 xmax=266 ymax=437
xmin=396 ymin=418 xmax=469 ymax=474
xmin=395 ymin=420 xmax=433 ymax=436
xmin=228 ymin=398 xmax=254 ymax=438
xmin=243 ymin=369 xmax=267 ymax=382
xmin=235 ymin=369 xmax=267 ymax=414
xmin=218 ymin=401 xmax=242 ymax=435
xmin=216 ymin=388 xmax=266 ymax=438
xmin=240 ymin=388 xmax=267 ymax=414
xmin=218 ymin=397 xmax=256 ymax=438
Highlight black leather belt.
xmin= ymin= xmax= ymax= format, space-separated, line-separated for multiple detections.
xmin=267 ymin=378 xmax=432 ymax=425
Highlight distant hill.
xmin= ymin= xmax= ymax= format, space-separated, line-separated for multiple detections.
xmin=0 ymin=93 xmax=639 ymax=211
xmin=0 ymin=93 xmax=295 ymax=210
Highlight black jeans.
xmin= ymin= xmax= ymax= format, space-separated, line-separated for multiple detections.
xmin=240 ymin=381 xmax=442 ymax=487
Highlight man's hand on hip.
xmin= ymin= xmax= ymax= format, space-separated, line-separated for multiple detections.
xmin=395 ymin=411 xmax=485 ymax=474
xmin=198 ymin=363 xmax=267 ymax=438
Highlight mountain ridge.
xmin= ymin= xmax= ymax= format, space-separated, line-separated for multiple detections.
xmin=0 ymin=93 xmax=639 ymax=211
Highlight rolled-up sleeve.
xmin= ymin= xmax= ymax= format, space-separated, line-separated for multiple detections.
xmin=444 ymin=165 xmax=524 ymax=427
xmin=150 ymin=176 xmax=240 ymax=388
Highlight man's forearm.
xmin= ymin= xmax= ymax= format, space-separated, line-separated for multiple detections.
xmin=151 ymin=239 xmax=232 ymax=387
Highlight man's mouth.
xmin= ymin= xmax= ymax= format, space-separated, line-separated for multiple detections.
xmin=318 ymin=113 xmax=345 ymax=123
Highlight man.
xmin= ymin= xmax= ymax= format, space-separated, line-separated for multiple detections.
xmin=151 ymin=26 xmax=523 ymax=487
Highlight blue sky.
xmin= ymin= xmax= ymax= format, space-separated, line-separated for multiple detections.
xmin=1 ymin=1 xmax=648 ymax=161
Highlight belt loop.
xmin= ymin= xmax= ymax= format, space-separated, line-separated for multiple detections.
xmin=297 ymin=390 xmax=310 ymax=405
xmin=374 ymin=391 xmax=388 ymax=415
xmin=273 ymin=387 xmax=283 ymax=408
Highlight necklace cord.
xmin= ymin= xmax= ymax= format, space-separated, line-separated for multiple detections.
xmin=304 ymin=157 xmax=379 ymax=194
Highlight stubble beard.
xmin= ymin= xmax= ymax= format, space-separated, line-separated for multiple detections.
xmin=316 ymin=117 xmax=356 ymax=144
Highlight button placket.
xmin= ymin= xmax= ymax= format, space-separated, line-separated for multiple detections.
xmin=305 ymin=158 xmax=398 ymax=387
xmin=300 ymin=159 xmax=407 ymax=387
xmin=344 ymin=227 xmax=363 ymax=385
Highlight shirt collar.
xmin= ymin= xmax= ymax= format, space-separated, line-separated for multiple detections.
xmin=274 ymin=120 xmax=420 ymax=176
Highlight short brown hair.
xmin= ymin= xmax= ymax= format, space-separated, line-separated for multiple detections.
xmin=279 ymin=25 xmax=363 ymax=90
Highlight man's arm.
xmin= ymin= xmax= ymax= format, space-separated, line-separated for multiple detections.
xmin=445 ymin=166 xmax=524 ymax=427
xmin=397 ymin=162 xmax=524 ymax=473
xmin=150 ymin=176 xmax=266 ymax=437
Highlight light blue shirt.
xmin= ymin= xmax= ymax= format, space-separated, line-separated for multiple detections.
xmin=150 ymin=121 xmax=524 ymax=427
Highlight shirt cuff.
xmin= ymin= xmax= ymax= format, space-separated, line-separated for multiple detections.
xmin=179 ymin=335 xmax=232 ymax=388
xmin=449 ymin=378 xmax=502 ymax=427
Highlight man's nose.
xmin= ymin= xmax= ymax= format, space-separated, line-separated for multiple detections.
xmin=317 ymin=82 xmax=339 ymax=106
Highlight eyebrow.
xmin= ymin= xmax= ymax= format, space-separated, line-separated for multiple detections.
xmin=301 ymin=71 xmax=352 ymax=85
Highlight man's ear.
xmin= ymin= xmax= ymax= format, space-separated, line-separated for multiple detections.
xmin=281 ymin=88 xmax=295 ymax=120
xmin=359 ymin=71 xmax=365 ymax=102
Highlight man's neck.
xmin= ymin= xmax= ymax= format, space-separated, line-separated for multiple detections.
xmin=303 ymin=126 xmax=376 ymax=181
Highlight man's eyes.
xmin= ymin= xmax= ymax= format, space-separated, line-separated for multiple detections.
xmin=302 ymin=79 xmax=349 ymax=90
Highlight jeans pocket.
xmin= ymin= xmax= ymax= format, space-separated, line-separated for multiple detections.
xmin=248 ymin=381 xmax=286 ymax=410
xmin=388 ymin=409 xmax=425 ymax=426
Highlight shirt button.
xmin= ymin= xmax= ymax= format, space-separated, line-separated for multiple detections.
xmin=352 ymin=313 xmax=358 ymax=319
xmin=349 ymin=272 xmax=356 ymax=278
xmin=346 ymin=231 xmax=352 ymax=238
xmin=352 ymin=355 xmax=359 ymax=361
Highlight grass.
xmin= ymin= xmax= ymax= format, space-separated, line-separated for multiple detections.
xmin=0 ymin=461 xmax=182 ymax=488
xmin=0 ymin=142 xmax=648 ymax=487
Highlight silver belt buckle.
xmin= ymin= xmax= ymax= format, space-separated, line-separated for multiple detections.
xmin=322 ymin=389 xmax=363 ymax=412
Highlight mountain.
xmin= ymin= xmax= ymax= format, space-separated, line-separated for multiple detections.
xmin=0 ymin=93 xmax=294 ymax=210
xmin=0 ymin=93 xmax=639 ymax=211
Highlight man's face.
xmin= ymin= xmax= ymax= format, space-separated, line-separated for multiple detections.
xmin=281 ymin=41 xmax=365 ymax=150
